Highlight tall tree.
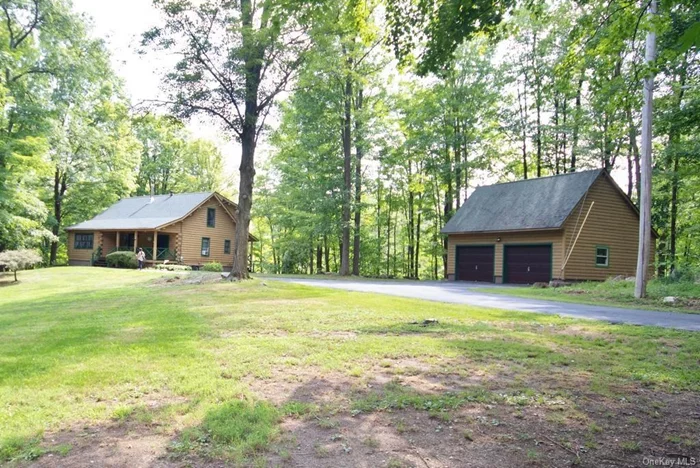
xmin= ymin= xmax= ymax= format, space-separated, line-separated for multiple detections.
xmin=143 ymin=0 xmax=314 ymax=279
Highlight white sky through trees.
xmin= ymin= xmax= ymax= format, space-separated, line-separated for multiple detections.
xmin=72 ymin=0 xmax=243 ymax=190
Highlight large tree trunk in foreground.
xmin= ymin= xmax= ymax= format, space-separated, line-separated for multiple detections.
xmin=230 ymin=0 xmax=262 ymax=280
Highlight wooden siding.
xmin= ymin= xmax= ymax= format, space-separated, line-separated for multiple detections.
xmin=446 ymin=230 xmax=564 ymax=281
xmin=177 ymin=197 xmax=236 ymax=266
xmin=561 ymin=175 xmax=655 ymax=281
xmin=67 ymin=231 xmax=95 ymax=265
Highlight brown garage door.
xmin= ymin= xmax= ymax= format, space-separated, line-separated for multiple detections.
xmin=504 ymin=245 xmax=552 ymax=284
xmin=456 ymin=246 xmax=495 ymax=282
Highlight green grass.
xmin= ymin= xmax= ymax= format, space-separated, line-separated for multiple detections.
xmin=1 ymin=268 xmax=700 ymax=463
xmin=476 ymin=278 xmax=700 ymax=314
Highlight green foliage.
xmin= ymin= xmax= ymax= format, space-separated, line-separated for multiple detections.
xmin=105 ymin=251 xmax=137 ymax=269
xmin=202 ymin=262 xmax=223 ymax=273
xmin=387 ymin=0 xmax=514 ymax=75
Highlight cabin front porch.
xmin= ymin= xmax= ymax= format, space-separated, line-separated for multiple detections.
xmin=99 ymin=230 xmax=179 ymax=264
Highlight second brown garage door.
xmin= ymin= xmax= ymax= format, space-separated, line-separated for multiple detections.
xmin=456 ymin=246 xmax=495 ymax=282
xmin=504 ymin=245 xmax=552 ymax=284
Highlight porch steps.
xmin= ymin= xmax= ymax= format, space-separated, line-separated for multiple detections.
xmin=93 ymin=257 xmax=108 ymax=267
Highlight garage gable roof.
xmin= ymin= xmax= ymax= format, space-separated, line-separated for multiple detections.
xmin=442 ymin=169 xmax=604 ymax=234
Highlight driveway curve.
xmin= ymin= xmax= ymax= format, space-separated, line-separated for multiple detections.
xmin=268 ymin=277 xmax=700 ymax=331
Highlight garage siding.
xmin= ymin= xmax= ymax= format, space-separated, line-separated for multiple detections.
xmin=447 ymin=230 xmax=564 ymax=282
xmin=561 ymin=176 xmax=656 ymax=281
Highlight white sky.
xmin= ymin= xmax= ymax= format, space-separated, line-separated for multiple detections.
xmin=72 ymin=0 xmax=243 ymax=187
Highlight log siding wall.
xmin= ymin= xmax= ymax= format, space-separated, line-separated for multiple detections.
xmin=177 ymin=199 xmax=236 ymax=266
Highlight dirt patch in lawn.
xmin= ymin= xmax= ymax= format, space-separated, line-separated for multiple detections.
xmin=268 ymin=378 xmax=700 ymax=467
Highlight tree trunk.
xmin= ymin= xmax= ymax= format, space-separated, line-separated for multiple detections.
xmin=626 ymin=106 xmax=641 ymax=203
xmin=533 ymin=31 xmax=542 ymax=178
xmin=340 ymin=58 xmax=353 ymax=276
xmin=669 ymin=58 xmax=688 ymax=273
xmin=415 ymin=194 xmax=422 ymax=279
xmin=316 ymin=244 xmax=322 ymax=272
xmin=571 ymin=75 xmax=583 ymax=172
xmin=231 ymin=0 xmax=262 ymax=280
xmin=50 ymin=168 xmax=67 ymax=265
xmin=324 ymin=234 xmax=330 ymax=272
xmin=443 ymin=130 xmax=453 ymax=276
xmin=386 ymin=185 xmax=392 ymax=277
xmin=635 ymin=0 xmax=657 ymax=299
xmin=352 ymin=87 xmax=363 ymax=276
xmin=517 ymin=83 xmax=528 ymax=179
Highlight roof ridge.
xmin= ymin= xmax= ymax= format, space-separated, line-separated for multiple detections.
xmin=475 ymin=169 xmax=602 ymax=191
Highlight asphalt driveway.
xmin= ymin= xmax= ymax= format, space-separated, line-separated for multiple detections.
xmin=268 ymin=277 xmax=700 ymax=331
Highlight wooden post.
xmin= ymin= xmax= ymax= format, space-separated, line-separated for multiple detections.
xmin=153 ymin=231 xmax=158 ymax=262
xmin=635 ymin=0 xmax=657 ymax=299
xmin=134 ymin=231 xmax=138 ymax=253
xmin=116 ymin=231 xmax=120 ymax=249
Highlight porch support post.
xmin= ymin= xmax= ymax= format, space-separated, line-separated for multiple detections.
xmin=134 ymin=231 xmax=138 ymax=253
xmin=153 ymin=230 xmax=158 ymax=262
xmin=116 ymin=231 xmax=120 ymax=249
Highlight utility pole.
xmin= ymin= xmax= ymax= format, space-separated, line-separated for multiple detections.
xmin=635 ymin=0 xmax=657 ymax=299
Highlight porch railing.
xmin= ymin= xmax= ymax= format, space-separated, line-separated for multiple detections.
xmin=108 ymin=247 xmax=177 ymax=261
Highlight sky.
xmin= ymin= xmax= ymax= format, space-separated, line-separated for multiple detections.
xmin=72 ymin=0 xmax=243 ymax=184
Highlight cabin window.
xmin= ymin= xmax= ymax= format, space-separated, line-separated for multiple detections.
xmin=207 ymin=208 xmax=216 ymax=228
xmin=595 ymin=246 xmax=609 ymax=267
xmin=224 ymin=239 xmax=231 ymax=255
xmin=74 ymin=233 xmax=94 ymax=250
xmin=201 ymin=238 xmax=211 ymax=257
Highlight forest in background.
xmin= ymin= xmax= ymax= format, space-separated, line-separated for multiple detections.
xmin=253 ymin=0 xmax=699 ymax=280
xmin=0 ymin=0 xmax=698 ymax=281
xmin=0 ymin=0 xmax=234 ymax=264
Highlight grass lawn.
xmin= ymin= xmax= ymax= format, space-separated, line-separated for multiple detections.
xmin=475 ymin=278 xmax=700 ymax=314
xmin=1 ymin=268 xmax=699 ymax=467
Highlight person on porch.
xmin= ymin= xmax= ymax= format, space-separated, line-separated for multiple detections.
xmin=137 ymin=248 xmax=146 ymax=270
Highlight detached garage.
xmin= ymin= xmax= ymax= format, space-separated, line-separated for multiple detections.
xmin=442 ymin=169 xmax=656 ymax=284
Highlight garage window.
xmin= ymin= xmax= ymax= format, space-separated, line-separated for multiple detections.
xmin=595 ymin=246 xmax=609 ymax=267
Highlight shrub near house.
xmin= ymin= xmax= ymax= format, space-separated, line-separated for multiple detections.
xmin=105 ymin=251 xmax=138 ymax=269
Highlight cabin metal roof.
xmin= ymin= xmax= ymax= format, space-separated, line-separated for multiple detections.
xmin=66 ymin=192 xmax=214 ymax=231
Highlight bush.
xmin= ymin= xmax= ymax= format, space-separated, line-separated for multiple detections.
xmin=154 ymin=264 xmax=192 ymax=272
xmin=202 ymin=262 xmax=223 ymax=272
xmin=0 ymin=249 xmax=43 ymax=282
xmin=105 ymin=251 xmax=138 ymax=269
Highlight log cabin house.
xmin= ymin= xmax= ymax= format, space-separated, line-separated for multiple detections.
xmin=442 ymin=169 xmax=656 ymax=284
xmin=66 ymin=192 xmax=256 ymax=268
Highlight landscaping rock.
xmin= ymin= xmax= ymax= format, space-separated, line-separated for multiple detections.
xmin=532 ymin=282 xmax=549 ymax=288
xmin=549 ymin=280 xmax=571 ymax=288
xmin=662 ymin=296 xmax=677 ymax=304
xmin=625 ymin=276 xmax=636 ymax=282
